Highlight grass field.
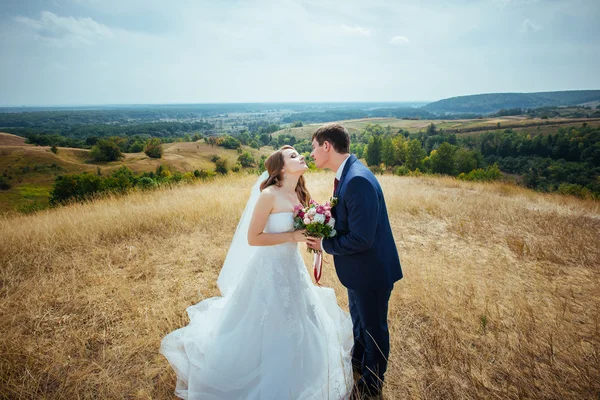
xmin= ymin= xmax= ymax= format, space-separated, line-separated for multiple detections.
xmin=0 ymin=172 xmax=598 ymax=399
xmin=276 ymin=117 xmax=600 ymax=138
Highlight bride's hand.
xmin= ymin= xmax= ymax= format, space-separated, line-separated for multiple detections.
xmin=292 ymin=229 xmax=308 ymax=242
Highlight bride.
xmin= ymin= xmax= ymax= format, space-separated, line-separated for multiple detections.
xmin=160 ymin=145 xmax=354 ymax=399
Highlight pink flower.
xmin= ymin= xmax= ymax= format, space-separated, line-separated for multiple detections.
xmin=303 ymin=217 xmax=311 ymax=225
xmin=316 ymin=206 xmax=324 ymax=214
xmin=293 ymin=204 xmax=303 ymax=217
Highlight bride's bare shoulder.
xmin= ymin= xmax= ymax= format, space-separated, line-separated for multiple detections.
xmin=261 ymin=185 xmax=281 ymax=196
xmin=258 ymin=186 xmax=278 ymax=203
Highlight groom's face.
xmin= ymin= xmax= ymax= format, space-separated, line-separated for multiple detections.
xmin=311 ymin=139 xmax=329 ymax=169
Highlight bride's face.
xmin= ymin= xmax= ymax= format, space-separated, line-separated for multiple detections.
xmin=282 ymin=148 xmax=308 ymax=175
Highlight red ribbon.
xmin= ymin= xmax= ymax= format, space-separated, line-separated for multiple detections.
xmin=313 ymin=251 xmax=323 ymax=285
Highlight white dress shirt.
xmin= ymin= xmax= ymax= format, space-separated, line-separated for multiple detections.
xmin=335 ymin=154 xmax=351 ymax=181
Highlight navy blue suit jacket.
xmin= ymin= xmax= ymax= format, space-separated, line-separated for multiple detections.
xmin=322 ymin=155 xmax=402 ymax=291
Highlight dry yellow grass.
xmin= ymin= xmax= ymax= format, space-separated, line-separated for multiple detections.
xmin=0 ymin=132 xmax=27 ymax=146
xmin=1 ymin=173 xmax=599 ymax=399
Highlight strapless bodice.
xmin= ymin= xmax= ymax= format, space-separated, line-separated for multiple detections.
xmin=263 ymin=212 xmax=295 ymax=234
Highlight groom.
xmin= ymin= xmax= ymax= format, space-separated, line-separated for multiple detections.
xmin=306 ymin=123 xmax=402 ymax=398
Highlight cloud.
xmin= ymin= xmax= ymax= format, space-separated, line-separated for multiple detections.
xmin=521 ymin=19 xmax=541 ymax=33
xmin=338 ymin=25 xmax=372 ymax=37
xmin=14 ymin=11 xmax=114 ymax=46
xmin=389 ymin=35 xmax=410 ymax=45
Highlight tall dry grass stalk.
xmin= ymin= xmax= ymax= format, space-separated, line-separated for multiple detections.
xmin=1 ymin=172 xmax=599 ymax=399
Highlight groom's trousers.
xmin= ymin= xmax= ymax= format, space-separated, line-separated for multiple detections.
xmin=348 ymin=287 xmax=392 ymax=394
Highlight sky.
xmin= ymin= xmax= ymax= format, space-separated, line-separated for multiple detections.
xmin=0 ymin=0 xmax=599 ymax=106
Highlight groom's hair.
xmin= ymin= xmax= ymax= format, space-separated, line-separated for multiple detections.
xmin=312 ymin=123 xmax=350 ymax=154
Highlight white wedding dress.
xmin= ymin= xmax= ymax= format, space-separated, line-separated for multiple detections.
xmin=160 ymin=207 xmax=354 ymax=399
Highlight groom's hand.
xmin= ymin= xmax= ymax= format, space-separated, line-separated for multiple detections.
xmin=306 ymin=237 xmax=323 ymax=251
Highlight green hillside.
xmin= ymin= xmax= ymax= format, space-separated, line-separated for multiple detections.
xmin=423 ymin=90 xmax=600 ymax=114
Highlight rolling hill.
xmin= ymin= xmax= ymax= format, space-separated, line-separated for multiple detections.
xmin=423 ymin=90 xmax=600 ymax=114
xmin=0 ymin=132 xmax=272 ymax=214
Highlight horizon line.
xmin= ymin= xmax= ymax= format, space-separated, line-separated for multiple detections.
xmin=0 ymin=100 xmax=433 ymax=108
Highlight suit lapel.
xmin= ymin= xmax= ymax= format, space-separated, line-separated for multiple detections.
xmin=334 ymin=154 xmax=357 ymax=198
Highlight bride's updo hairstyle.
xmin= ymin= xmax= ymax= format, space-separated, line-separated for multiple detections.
xmin=260 ymin=145 xmax=311 ymax=207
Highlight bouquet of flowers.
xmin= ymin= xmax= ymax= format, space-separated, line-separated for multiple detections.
xmin=293 ymin=200 xmax=337 ymax=284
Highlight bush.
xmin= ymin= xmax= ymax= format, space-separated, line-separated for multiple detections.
xmin=210 ymin=155 xmax=220 ymax=162
xmin=458 ymin=164 xmax=503 ymax=182
xmin=231 ymin=164 xmax=241 ymax=173
xmin=409 ymin=168 xmax=423 ymax=177
xmin=237 ymin=151 xmax=255 ymax=167
xmin=258 ymin=155 xmax=267 ymax=173
xmin=557 ymin=183 xmax=594 ymax=199
xmin=196 ymin=169 xmax=215 ymax=179
xmin=369 ymin=165 xmax=384 ymax=175
xmin=103 ymin=166 xmax=135 ymax=193
xmin=169 ymin=171 xmax=183 ymax=183
xmin=215 ymin=158 xmax=228 ymax=174
xmin=183 ymin=172 xmax=195 ymax=182
xmin=156 ymin=165 xmax=171 ymax=178
xmin=144 ymin=138 xmax=162 ymax=158
xmin=220 ymin=136 xmax=241 ymax=149
xmin=90 ymin=140 xmax=124 ymax=162
xmin=138 ymin=177 xmax=158 ymax=190
xmin=0 ymin=177 xmax=11 ymax=190
xmin=50 ymin=173 xmax=104 ymax=204
xmin=50 ymin=145 xmax=58 ymax=154
xmin=393 ymin=166 xmax=410 ymax=176
xmin=128 ymin=141 xmax=145 ymax=153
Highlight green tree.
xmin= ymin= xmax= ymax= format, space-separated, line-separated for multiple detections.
xmin=430 ymin=142 xmax=457 ymax=175
xmin=50 ymin=145 xmax=58 ymax=154
xmin=215 ymin=158 xmax=228 ymax=174
xmin=90 ymin=139 xmax=124 ymax=162
xmin=237 ymin=151 xmax=255 ymax=167
xmin=366 ymin=134 xmax=382 ymax=166
xmin=50 ymin=173 xmax=103 ymax=204
xmin=455 ymin=148 xmax=479 ymax=174
xmin=426 ymin=123 xmax=438 ymax=136
xmin=259 ymin=133 xmax=270 ymax=146
xmin=144 ymin=138 xmax=163 ymax=158
xmin=105 ymin=166 xmax=135 ymax=192
xmin=406 ymin=139 xmax=425 ymax=171
xmin=258 ymin=155 xmax=267 ymax=173
xmin=0 ymin=177 xmax=11 ymax=190
xmin=220 ymin=135 xmax=241 ymax=149
xmin=392 ymin=136 xmax=407 ymax=166
xmin=381 ymin=137 xmax=396 ymax=167
xmin=128 ymin=141 xmax=145 ymax=153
